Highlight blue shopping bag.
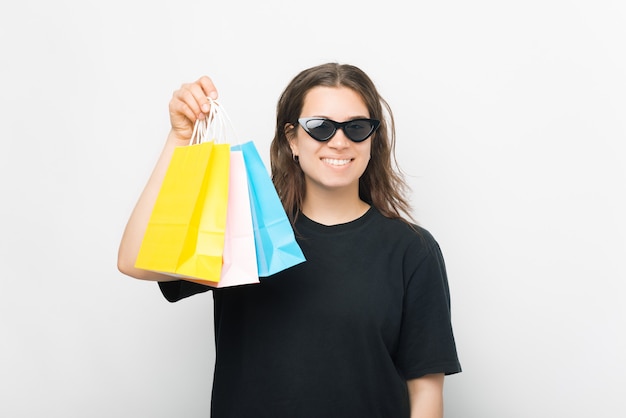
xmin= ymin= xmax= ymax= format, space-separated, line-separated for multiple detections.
xmin=232 ymin=141 xmax=306 ymax=276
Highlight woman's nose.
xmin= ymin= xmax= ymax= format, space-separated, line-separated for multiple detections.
xmin=327 ymin=129 xmax=350 ymax=148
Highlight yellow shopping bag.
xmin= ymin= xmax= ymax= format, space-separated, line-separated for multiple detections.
xmin=135 ymin=129 xmax=230 ymax=282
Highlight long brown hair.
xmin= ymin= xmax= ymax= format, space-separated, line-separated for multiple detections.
xmin=270 ymin=63 xmax=414 ymax=224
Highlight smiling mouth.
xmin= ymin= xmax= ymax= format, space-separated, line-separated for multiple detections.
xmin=321 ymin=158 xmax=352 ymax=166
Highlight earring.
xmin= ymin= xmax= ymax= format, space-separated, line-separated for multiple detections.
xmin=292 ymin=154 xmax=299 ymax=163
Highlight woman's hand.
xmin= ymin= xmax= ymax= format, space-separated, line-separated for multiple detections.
xmin=168 ymin=76 xmax=219 ymax=142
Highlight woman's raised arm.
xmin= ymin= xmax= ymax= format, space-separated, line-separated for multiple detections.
xmin=117 ymin=76 xmax=218 ymax=281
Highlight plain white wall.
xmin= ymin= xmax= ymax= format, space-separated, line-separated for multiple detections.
xmin=1 ymin=0 xmax=624 ymax=417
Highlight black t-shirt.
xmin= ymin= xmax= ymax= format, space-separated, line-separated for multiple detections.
xmin=159 ymin=208 xmax=461 ymax=417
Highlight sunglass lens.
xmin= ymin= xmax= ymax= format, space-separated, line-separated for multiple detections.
xmin=345 ymin=120 xmax=374 ymax=142
xmin=306 ymin=119 xmax=335 ymax=141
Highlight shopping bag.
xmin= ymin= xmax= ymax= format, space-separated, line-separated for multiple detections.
xmin=218 ymin=149 xmax=259 ymax=286
xmin=232 ymin=140 xmax=306 ymax=276
xmin=135 ymin=105 xmax=230 ymax=282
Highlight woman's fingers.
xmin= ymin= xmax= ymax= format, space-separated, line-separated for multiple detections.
xmin=197 ymin=75 xmax=218 ymax=101
xmin=185 ymin=76 xmax=219 ymax=118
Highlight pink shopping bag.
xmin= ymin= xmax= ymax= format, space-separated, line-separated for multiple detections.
xmin=214 ymin=149 xmax=259 ymax=287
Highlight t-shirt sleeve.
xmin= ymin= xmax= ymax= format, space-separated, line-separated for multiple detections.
xmin=158 ymin=280 xmax=212 ymax=302
xmin=395 ymin=230 xmax=462 ymax=380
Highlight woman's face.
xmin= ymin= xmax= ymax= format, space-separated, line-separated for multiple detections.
xmin=289 ymin=86 xmax=372 ymax=195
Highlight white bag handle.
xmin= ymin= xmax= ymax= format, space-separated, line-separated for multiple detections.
xmin=188 ymin=98 xmax=238 ymax=146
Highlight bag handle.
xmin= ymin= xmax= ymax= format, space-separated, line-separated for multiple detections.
xmin=189 ymin=98 xmax=238 ymax=146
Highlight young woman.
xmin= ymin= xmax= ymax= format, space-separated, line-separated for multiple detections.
xmin=118 ymin=63 xmax=461 ymax=418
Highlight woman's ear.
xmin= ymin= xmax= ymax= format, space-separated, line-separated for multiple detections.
xmin=285 ymin=123 xmax=298 ymax=155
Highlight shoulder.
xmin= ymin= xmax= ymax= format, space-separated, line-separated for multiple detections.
xmin=370 ymin=210 xmax=445 ymax=274
xmin=370 ymin=209 xmax=439 ymax=250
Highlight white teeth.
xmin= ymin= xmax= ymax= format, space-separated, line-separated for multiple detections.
xmin=322 ymin=158 xmax=351 ymax=166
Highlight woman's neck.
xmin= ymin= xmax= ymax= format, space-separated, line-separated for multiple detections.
xmin=301 ymin=187 xmax=370 ymax=226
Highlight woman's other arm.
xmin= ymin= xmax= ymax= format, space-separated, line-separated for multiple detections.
xmin=407 ymin=373 xmax=445 ymax=418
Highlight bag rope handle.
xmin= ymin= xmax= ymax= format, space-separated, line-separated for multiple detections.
xmin=188 ymin=98 xmax=238 ymax=146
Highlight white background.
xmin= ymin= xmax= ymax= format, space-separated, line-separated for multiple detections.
xmin=1 ymin=1 xmax=624 ymax=417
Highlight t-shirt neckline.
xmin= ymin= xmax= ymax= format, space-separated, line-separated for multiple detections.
xmin=296 ymin=206 xmax=377 ymax=236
